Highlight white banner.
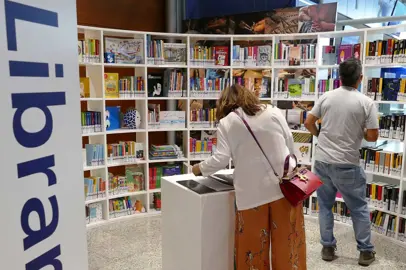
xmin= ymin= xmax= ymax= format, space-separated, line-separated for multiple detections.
xmin=0 ymin=0 xmax=88 ymax=269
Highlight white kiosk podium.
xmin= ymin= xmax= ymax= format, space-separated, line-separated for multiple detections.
xmin=162 ymin=170 xmax=235 ymax=270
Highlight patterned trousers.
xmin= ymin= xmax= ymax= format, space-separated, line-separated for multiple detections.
xmin=235 ymin=198 xmax=307 ymax=270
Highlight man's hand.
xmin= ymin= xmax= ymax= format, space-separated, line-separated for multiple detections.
xmin=192 ymin=164 xmax=202 ymax=176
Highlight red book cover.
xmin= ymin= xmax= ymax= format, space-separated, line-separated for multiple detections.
xmin=214 ymin=46 xmax=229 ymax=66
xmin=149 ymin=168 xmax=153 ymax=189
xmin=95 ymin=39 xmax=100 ymax=56
xmin=377 ymin=185 xmax=383 ymax=201
xmin=153 ymin=167 xmax=157 ymax=189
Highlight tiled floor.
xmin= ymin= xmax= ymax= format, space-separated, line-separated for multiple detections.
xmin=87 ymin=216 xmax=406 ymax=270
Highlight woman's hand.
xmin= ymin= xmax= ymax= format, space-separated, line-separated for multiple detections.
xmin=192 ymin=164 xmax=202 ymax=176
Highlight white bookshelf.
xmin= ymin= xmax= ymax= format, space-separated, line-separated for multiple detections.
xmin=78 ymin=24 xmax=406 ymax=243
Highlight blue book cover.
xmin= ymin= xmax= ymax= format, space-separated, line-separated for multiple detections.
xmin=106 ymin=106 xmax=121 ymax=130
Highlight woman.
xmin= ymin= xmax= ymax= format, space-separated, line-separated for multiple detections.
xmin=192 ymin=84 xmax=306 ymax=270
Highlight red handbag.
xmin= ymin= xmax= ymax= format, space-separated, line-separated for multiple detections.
xmin=234 ymin=111 xmax=323 ymax=206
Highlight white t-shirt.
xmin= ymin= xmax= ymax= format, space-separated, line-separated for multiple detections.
xmin=310 ymin=86 xmax=379 ymax=165
xmin=199 ymin=105 xmax=295 ymax=211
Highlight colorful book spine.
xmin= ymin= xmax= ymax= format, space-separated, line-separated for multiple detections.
xmin=318 ymin=79 xmax=341 ymax=95
xmin=190 ymin=108 xmax=216 ymax=124
xmin=78 ymin=38 xmax=101 ymax=63
xmin=366 ymin=183 xmax=399 ymax=212
xmin=364 ymin=77 xmax=405 ymax=101
xmin=81 ymin=111 xmax=102 ymax=134
xmin=118 ymin=76 xmax=145 ymax=98
xmin=189 ymin=77 xmax=230 ymax=98
xmin=365 ymin=39 xmax=405 ymax=64
xmin=107 ymin=142 xmax=144 ymax=164
xmin=273 ymin=43 xmax=317 ymax=66
xmin=149 ymin=164 xmax=181 ymax=189
xmin=378 ymin=114 xmax=406 ymax=141
xmin=359 ymin=147 xmax=402 ymax=177
xmin=84 ymin=177 xmax=106 ymax=201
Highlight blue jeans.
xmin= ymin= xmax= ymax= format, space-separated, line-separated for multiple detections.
xmin=314 ymin=161 xmax=374 ymax=252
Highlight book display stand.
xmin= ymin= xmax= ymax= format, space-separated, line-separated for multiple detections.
xmin=78 ymin=24 xmax=406 ymax=246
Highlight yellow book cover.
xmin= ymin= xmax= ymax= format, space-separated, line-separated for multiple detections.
xmin=80 ymin=77 xmax=90 ymax=98
xmin=366 ymin=42 xmax=370 ymax=57
xmin=371 ymin=184 xmax=376 ymax=200
xmin=379 ymin=78 xmax=383 ymax=94
xmin=104 ymin=73 xmax=119 ymax=98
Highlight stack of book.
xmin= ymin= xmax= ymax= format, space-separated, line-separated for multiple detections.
xmin=149 ymin=164 xmax=182 ymax=189
xmin=364 ymin=77 xmax=406 ymax=102
xmin=232 ymin=45 xmax=272 ymax=67
xmin=378 ymin=114 xmax=406 ymax=141
xmin=275 ymin=77 xmax=316 ymax=99
xmin=318 ymin=79 xmax=341 ymax=95
xmin=146 ymin=36 xmax=187 ymax=65
xmin=370 ymin=210 xmax=397 ymax=238
xmin=81 ymin=111 xmax=102 ymax=134
xmin=366 ymin=182 xmax=400 ymax=213
xmin=84 ymin=144 xmax=105 ymax=167
xmin=321 ymin=44 xmax=361 ymax=65
xmin=149 ymin=144 xmax=184 ymax=160
xmin=274 ymin=43 xmax=317 ymax=66
xmin=190 ymin=108 xmax=217 ymax=128
xmin=78 ymin=38 xmax=101 ymax=63
xmin=118 ymin=76 xmax=145 ymax=98
xmin=190 ymin=138 xmax=216 ymax=159
xmin=359 ymin=147 xmax=402 ymax=177
xmin=84 ymin=177 xmax=106 ymax=201
xmin=365 ymin=39 xmax=406 ymax=65
xmin=107 ymin=142 xmax=145 ymax=165
xmin=190 ymin=45 xmax=229 ymax=66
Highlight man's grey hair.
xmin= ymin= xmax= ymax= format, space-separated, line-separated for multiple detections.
xmin=339 ymin=58 xmax=362 ymax=87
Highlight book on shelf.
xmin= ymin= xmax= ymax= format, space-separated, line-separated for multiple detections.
xmin=148 ymin=104 xmax=160 ymax=127
xmin=146 ymin=36 xmax=186 ymax=65
xmin=292 ymin=132 xmax=312 ymax=164
xmin=119 ymin=76 xmax=145 ymax=98
xmin=163 ymin=43 xmax=187 ymax=65
xmin=104 ymin=37 xmax=144 ymax=64
xmin=108 ymin=165 xmax=145 ymax=195
xmin=107 ymin=142 xmax=144 ymax=164
xmin=366 ymin=182 xmax=399 ymax=212
xmin=318 ymin=79 xmax=341 ymax=95
xmin=190 ymin=137 xmax=216 ymax=159
xmin=190 ymin=108 xmax=217 ymax=128
xmin=399 ymin=218 xmax=406 ymax=242
xmin=275 ymin=74 xmax=316 ymax=99
xmin=321 ymin=44 xmax=361 ymax=65
xmin=310 ymin=197 xmax=353 ymax=224
xmin=274 ymin=43 xmax=316 ymax=66
xmin=370 ymin=210 xmax=397 ymax=238
xmin=163 ymin=69 xmax=186 ymax=97
xmin=84 ymin=144 xmax=105 ymax=167
xmin=190 ymin=45 xmax=229 ymax=66
xmin=81 ymin=111 xmax=102 ymax=134
xmin=364 ymin=77 xmax=406 ymax=102
xmin=84 ymin=177 xmax=106 ymax=201
xmin=78 ymin=38 xmax=101 ymax=63
xmin=233 ymin=69 xmax=271 ymax=98
xmin=378 ymin=114 xmax=406 ymax=141
xmin=149 ymin=164 xmax=182 ymax=189
xmin=104 ymin=73 xmax=119 ymax=98
xmin=105 ymin=106 xmax=121 ymax=131
xmin=153 ymin=193 xmax=162 ymax=211
xmin=86 ymin=202 xmax=103 ymax=224
xmin=148 ymin=74 xmax=164 ymax=97
xmin=80 ymin=77 xmax=90 ymax=98
xmin=109 ymin=197 xmax=146 ymax=219
xmin=359 ymin=147 xmax=402 ymax=177
xmin=231 ymin=44 xmax=272 ymax=67
xmin=149 ymin=144 xmax=184 ymax=160
xmin=190 ymin=68 xmax=230 ymax=98
xmin=159 ymin=111 xmax=186 ymax=129
xmin=365 ymin=39 xmax=406 ymax=65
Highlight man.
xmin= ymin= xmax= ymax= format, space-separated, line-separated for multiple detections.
xmin=305 ymin=58 xmax=379 ymax=267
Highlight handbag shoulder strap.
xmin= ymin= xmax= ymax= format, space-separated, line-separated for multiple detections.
xmin=233 ymin=110 xmax=296 ymax=178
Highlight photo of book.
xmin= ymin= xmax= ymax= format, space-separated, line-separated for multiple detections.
xmin=163 ymin=43 xmax=187 ymax=64
xmin=214 ymin=46 xmax=229 ymax=66
xmin=289 ymin=46 xmax=301 ymax=66
xmin=80 ymin=77 xmax=90 ymax=98
xmin=338 ymin=45 xmax=353 ymax=64
xmin=104 ymin=73 xmax=119 ymax=98
xmin=148 ymin=74 xmax=164 ymax=97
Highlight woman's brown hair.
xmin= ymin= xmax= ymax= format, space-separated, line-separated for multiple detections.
xmin=216 ymin=84 xmax=264 ymax=120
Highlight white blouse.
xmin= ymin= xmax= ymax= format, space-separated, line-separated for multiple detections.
xmin=199 ymin=105 xmax=295 ymax=210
